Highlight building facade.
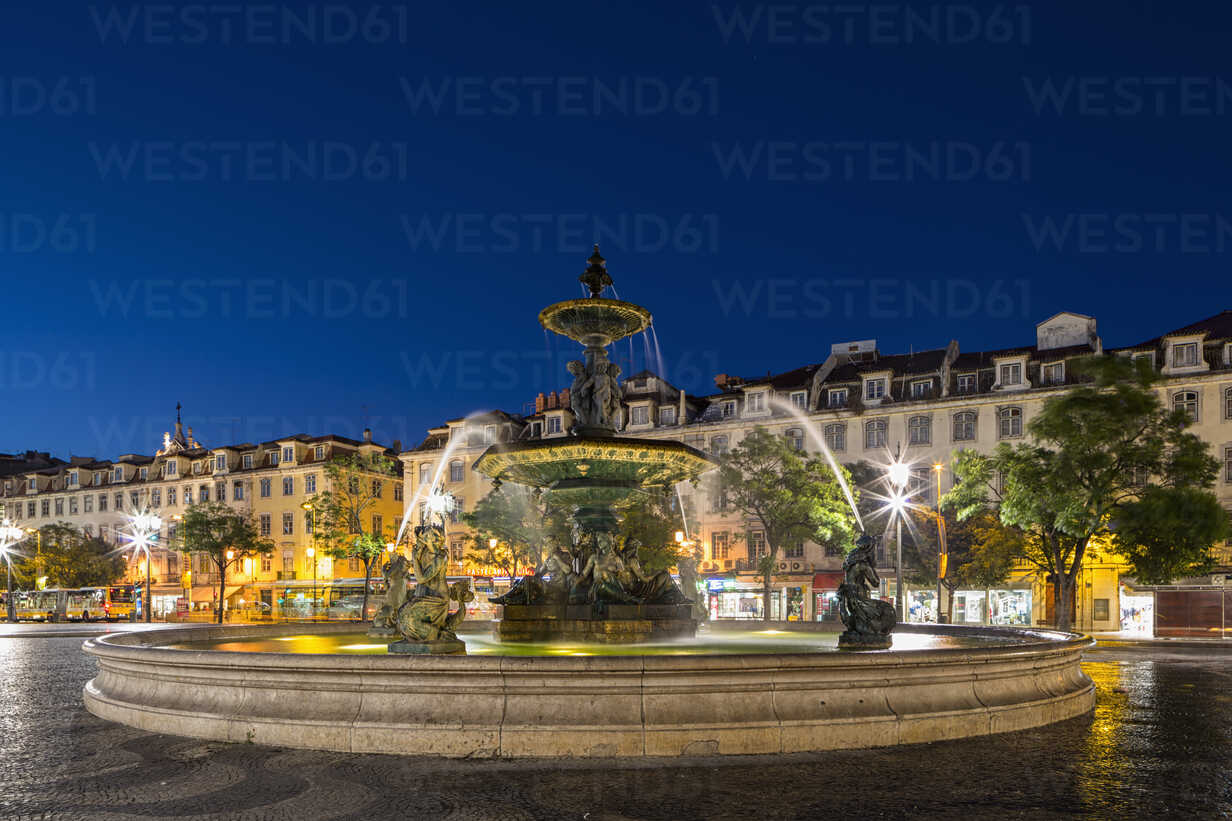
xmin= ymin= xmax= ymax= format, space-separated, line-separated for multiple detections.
xmin=402 ymin=310 xmax=1232 ymax=634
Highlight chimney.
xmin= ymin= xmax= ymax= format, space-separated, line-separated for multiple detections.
xmin=560 ymin=387 xmax=571 ymax=408
xmin=392 ymin=439 xmax=402 ymax=453
xmin=363 ymin=428 xmax=372 ymax=443
xmin=547 ymin=391 xmax=558 ymax=410
xmin=536 ymin=392 xmax=546 ymax=413
xmin=714 ymin=373 xmax=729 ymax=389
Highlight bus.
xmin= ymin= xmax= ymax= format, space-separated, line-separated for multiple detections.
xmin=65 ymin=586 xmax=135 ymax=621
xmin=257 ymin=576 xmax=483 ymax=621
xmin=14 ymin=590 xmax=64 ymax=622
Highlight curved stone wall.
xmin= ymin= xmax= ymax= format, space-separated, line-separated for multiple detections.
xmin=83 ymin=623 xmax=1094 ymax=758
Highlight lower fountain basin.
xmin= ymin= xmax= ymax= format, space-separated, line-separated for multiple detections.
xmin=83 ymin=623 xmax=1094 ymax=759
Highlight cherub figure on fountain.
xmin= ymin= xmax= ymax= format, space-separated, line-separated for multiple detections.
xmin=389 ymin=523 xmax=470 ymax=654
xmin=367 ymin=552 xmax=410 ymax=638
xmin=837 ymin=533 xmax=897 ymax=650
xmin=490 ymin=544 xmax=577 ymax=606
xmin=572 ymin=534 xmax=640 ymax=609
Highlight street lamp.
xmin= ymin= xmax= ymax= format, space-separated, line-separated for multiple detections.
xmin=886 ymin=447 xmax=909 ymax=622
xmin=932 ymin=462 xmax=946 ymax=624
xmin=306 ymin=546 xmax=317 ymax=619
xmin=0 ymin=520 xmax=24 ymax=622
xmin=674 ymin=531 xmax=685 ymax=544
xmin=124 ymin=511 xmax=162 ymax=623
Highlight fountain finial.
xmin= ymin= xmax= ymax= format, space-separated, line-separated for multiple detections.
xmin=579 ymin=244 xmax=612 ymax=298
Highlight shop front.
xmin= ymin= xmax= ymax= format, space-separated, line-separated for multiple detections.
xmin=950 ymin=588 xmax=1033 ymax=626
xmin=706 ymin=575 xmax=813 ymax=621
xmin=813 ymin=572 xmax=843 ymax=623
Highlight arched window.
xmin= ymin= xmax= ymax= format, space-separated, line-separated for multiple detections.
xmin=908 ymin=415 xmax=931 ymax=445
xmin=864 ymin=419 xmax=887 ymax=449
xmin=449 ymin=459 xmax=464 ymax=482
xmin=823 ymin=423 xmax=846 ymax=453
xmin=1173 ymin=390 xmax=1199 ymax=422
xmin=953 ymin=411 xmax=976 ymax=441
xmin=785 ymin=428 xmax=804 ymax=451
xmin=998 ymin=407 xmax=1023 ymax=439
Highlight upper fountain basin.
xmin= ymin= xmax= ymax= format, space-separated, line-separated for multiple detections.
xmin=472 ymin=436 xmax=713 ymax=506
xmin=539 ymin=298 xmax=652 ymax=347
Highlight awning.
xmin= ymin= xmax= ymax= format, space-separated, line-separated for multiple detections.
xmin=814 ymin=572 xmax=844 ymax=589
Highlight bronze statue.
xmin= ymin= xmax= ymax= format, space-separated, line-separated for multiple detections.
xmin=837 ymin=534 xmax=896 ymax=649
xmin=490 ymin=546 xmax=577 ymax=606
xmin=617 ymin=537 xmax=689 ymax=605
xmin=367 ymin=553 xmax=410 ymax=637
xmin=389 ymin=523 xmax=470 ymax=654
xmin=574 ymin=534 xmax=640 ymax=606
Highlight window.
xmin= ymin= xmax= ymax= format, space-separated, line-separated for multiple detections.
xmin=1225 ymin=446 xmax=1232 ymax=483
xmin=28 ymin=477 xmax=36 ymax=492
xmin=909 ymin=467 xmax=932 ymax=503
xmin=150 ymin=489 xmax=160 ymax=508
xmin=1173 ymin=390 xmax=1199 ymax=422
xmin=956 ymin=374 xmax=975 ymax=394
xmin=1225 ymin=387 xmax=1232 ymax=421
xmin=69 ymin=497 xmax=79 ymax=515
xmin=1093 ymin=599 xmax=1110 ymax=621
xmin=483 ymin=425 xmax=497 ymax=444
xmin=953 ymin=411 xmax=976 ymax=442
xmin=449 ymin=460 xmax=464 ymax=482
xmin=315 ymin=445 xmax=325 ymax=460
xmin=242 ymin=453 xmax=253 ymax=469
xmin=84 ymin=495 xmax=94 ymax=513
xmin=259 ymin=514 xmax=271 ymax=537
xmin=1042 ymin=362 xmax=1064 ymax=385
xmin=828 ymin=388 xmax=848 ymax=408
xmin=114 ymin=492 xmax=123 ymax=510
xmin=282 ymin=553 xmax=294 ymax=574
xmin=864 ymin=419 xmax=887 ymax=449
xmin=98 ymin=494 xmax=107 ymax=512
xmin=908 ymin=415 xmax=931 ymax=445
xmin=54 ymin=498 xmax=63 ymax=516
xmin=393 ymin=482 xmax=403 ymax=501
xmin=910 ymin=380 xmax=932 ymax=399
xmin=40 ymin=500 xmax=49 ymax=517
xmin=199 ymin=484 xmax=209 ymax=502
xmin=865 ymin=379 xmax=885 ymax=400
xmin=167 ymin=488 xmax=176 ymax=506
xmin=305 ymin=474 xmax=317 ymax=494
xmin=183 ymin=486 xmax=192 ymax=504
xmin=1172 ymin=342 xmax=1200 ymax=367
xmin=193 ymin=461 xmax=203 ymax=474
xmin=786 ymin=428 xmax=804 ymax=451
xmin=748 ymin=531 xmax=767 ymax=559
xmin=372 ymin=514 xmax=384 ymax=536
xmin=784 ymin=542 xmax=804 ymax=559
xmin=282 ymin=446 xmax=294 ymax=463
xmin=372 ymin=479 xmax=383 ymax=498
xmin=711 ymin=435 xmax=729 ymax=456
xmin=166 ymin=461 xmax=177 ymax=477
xmin=659 ymin=406 xmax=676 ymax=426
xmin=113 ymin=466 xmax=123 ymax=482
xmin=268 ymin=451 xmax=280 ymax=466
xmin=26 ymin=502 xmax=34 ymax=517
xmin=139 ymin=467 xmax=148 ymax=480
xmin=277 ymin=476 xmax=291 ymax=495
xmin=261 ymin=554 xmax=272 ymax=573
xmin=450 ymin=538 xmax=465 ymax=562
xmin=215 ymin=454 xmax=226 ymax=471
xmin=747 ymin=392 xmax=766 ymax=413
xmin=233 ymin=482 xmax=244 ymax=501
xmin=999 ymin=363 xmax=1022 ymax=386
xmin=721 ymin=401 xmax=736 ymax=418
xmin=823 ymin=423 xmax=846 ymax=453
xmin=630 ymin=405 xmax=649 ymax=425
xmin=530 ymin=422 xmax=542 ymax=437
xmin=260 ymin=478 xmax=272 ymax=497
xmin=68 ymin=471 xmax=78 ymax=487
xmin=547 ymin=416 xmax=562 ymax=434
xmin=711 ymin=531 xmax=730 ymax=560
xmin=282 ymin=512 xmax=294 ymax=535
xmin=998 ymin=407 xmax=1023 ymax=438
xmin=449 ymin=498 xmax=463 ymax=524
xmin=419 ymin=463 xmax=431 ymax=485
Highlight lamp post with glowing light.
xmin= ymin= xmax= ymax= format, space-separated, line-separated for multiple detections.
xmin=886 ymin=449 xmax=910 ymax=622
xmin=306 ymin=546 xmax=317 ymax=618
xmin=0 ymin=520 xmax=24 ymax=622
xmin=124 ymin=511 xmax=162 ymax=623
xmin=933 ymin=462 xmax=946 ymax=623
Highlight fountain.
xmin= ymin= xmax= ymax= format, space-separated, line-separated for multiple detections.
xmin=473 ymin=246 xmax=712 ymax=644
xmin=81 ymin=249 xmax=1095 ymax=758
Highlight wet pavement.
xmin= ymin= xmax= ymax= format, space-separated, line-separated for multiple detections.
xmin=1 ymin=638 xmax=1230 ymax=820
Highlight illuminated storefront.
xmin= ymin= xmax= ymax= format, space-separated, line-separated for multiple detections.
xmin=706 ymin=576 xmax=811 ymax=621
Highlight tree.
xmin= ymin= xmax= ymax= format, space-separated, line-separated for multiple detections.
xmin=177 ymin=501 xmax=273 ymax=623
xmin=617 ymin=490 xmax=693 ymax=574
xmin=20 ymin=524 xmax=126 ymax=589
xmin=463 ymin=484 xmax=551 ymax=579
xmin=898 ymin=508 xmax=1019 ymax=621
xmin=1113 ymin=486 xmax=1229 ymax=584
xmin=945 ymin=356 xmax=1225 ymax=631
xmin=719 ymin=426 xmax=859 ymax=622
xmin=307 ymin=453 xmax=399 ymax=620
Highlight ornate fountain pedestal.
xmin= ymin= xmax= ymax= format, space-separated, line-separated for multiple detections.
xmin=497 ymin=603 xmax=697 ymax=644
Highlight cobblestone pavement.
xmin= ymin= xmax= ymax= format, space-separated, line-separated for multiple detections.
xmin=1 ymin=640 xmax=1230 ymax=820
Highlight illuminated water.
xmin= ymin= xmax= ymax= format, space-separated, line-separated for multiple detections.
xmin=167 ymin=629 xmax=1024 ymax=656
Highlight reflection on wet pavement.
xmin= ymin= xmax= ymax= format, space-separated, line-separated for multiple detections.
xmin=2 ymin=638 xmax=1230 ymax=819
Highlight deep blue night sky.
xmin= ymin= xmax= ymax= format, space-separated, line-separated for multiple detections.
xmin=2 ymin=1 xmax=1230 ymax=458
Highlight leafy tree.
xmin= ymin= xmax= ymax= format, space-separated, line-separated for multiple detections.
xmin=618 ymin=490 xmax=693 ymax=574
xmin=945 ymin=356 xmax=1224 ymax=631
xmin=177 ymin=501 xmax=273 ymax=623
xmin=1113 ymin=486 xmax=1229 ymax=584
xmin=307 ymin=453 xmax=399 ymax=620
xmin=719 ymin=426 xmax=859 ymax=622
xmin=19 ymin=524 xmax=126 ymax=588
xmin=463 ymin=484 xmax=550 ymax=578
xmin=898 ymin=508 xmax=1019 ymax=621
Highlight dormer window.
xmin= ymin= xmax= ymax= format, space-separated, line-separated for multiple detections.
xmin=193 ymin=461 xmax=203 ymax=474
xmin=790 ymin=391 xmax=807 ymax=409
xmin=956 ymin=374 xmax=976 ymax=394
xmin=166 ymin=461 xmax=177 ymax=477
xmin=910 ymin=380 xmax=932 ymax=399
xmin=139 ymin=467 xmax=148 ymax=480
xmin=112 ymin=466 xmax=123 ymax=482
xmin=268 ymin=450 xmax=280 ymax=466
xmin=721 ymin=401 xmax=736 ymax=418
xmin=865 ymin=379 xmax=885 ymax=401
xmin=243 ymin=453 xmax=253 ymax=469
xmin=282 ymin=446 xmax=294 ymax=463
xmin=630 ymin=405 xmax=650 ymax=426
xmin=68 ymin=471 xmax=78 ymax=487
xmin=747 ymin=392 xmax=766 ymax=413
xmin=215 ymin=454 xmax=227 ymax=471
xmin=1172 ymin=342 xmax=1200 ymax=368
xmin=28 ymin=477 xmax=36 ymax=492
xmin=314 ymin=445 xmax=325 ymax=460
xmin=530 ymin=421 xmax=542 ymax=437
xmin=659 ymin=406 xmax=677 ymax=426
xmin=999 ymin=363 xmax=1022 ymax=386
xmin=546 ymin=416 xmax=562 ymax=434
xmin=828 ymin=388 xmax=848 ymax=408
xmin=1041 ymin=362 xmax=1065 ymax=386
xmin=483 ymin=425 xmax=497 ymax=444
